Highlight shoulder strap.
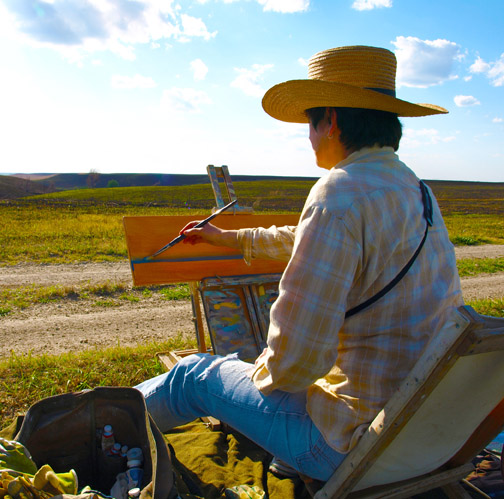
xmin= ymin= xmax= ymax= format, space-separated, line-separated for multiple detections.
xmin=345 ymin=181 xmax=433 ymax=319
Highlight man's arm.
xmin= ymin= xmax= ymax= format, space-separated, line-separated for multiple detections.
xmin=182 ymin=222 xmax=297 ymax=264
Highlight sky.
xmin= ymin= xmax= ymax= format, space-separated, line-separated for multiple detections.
xmin=0 ymin=0 xmax=502 ymax=182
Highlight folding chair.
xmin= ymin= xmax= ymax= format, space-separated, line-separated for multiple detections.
xmin=313 ymin=305 xmax=504 ymax=499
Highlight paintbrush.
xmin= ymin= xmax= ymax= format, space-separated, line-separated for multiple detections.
xmin=142 ymin=199 xmax=238 ymax=261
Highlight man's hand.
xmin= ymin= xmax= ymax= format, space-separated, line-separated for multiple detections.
xmin=180 ymin=221 xmax=221 ymax=245
xmin=180 ymin=222 xmax=240 ymax=249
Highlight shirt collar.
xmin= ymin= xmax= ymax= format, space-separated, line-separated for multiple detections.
xmin=333 ymin=146 xmax=397 ymax=171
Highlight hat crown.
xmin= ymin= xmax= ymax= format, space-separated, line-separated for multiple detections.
xmin=308 ymin=46 xmax=397 ymax=92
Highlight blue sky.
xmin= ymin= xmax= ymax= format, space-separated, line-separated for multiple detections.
xmin=0 ymin=0 xmax=502 ymax=181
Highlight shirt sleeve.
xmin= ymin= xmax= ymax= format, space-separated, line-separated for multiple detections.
xmin=252 ymin=205 xmax=362 ymax=395
xmin=237 ymin=225 xmax=297 ymax=265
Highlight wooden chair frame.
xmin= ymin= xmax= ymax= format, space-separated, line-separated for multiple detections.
xmin=314 ymin=306 xmax=504 ymax=499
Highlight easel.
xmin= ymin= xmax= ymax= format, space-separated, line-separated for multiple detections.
xmin=123 ymin=166 xmax=299 ymax=429
xmin=206 ymin=165 xmax=253 ymax=213
xmin=184 ymin=165 xmax=254 ymax=355
xmin=162 ymin=165 xmax=256 ymax=430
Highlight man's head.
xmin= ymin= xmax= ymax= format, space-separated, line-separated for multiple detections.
xmin=306 ymin=106 xmax=403 ymax=153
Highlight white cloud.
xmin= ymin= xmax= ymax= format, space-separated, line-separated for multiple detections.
xmin=111 ymin=74 xmax=157 ymax=89
xmin=1 ymin=0 xmax=216 ymax=63
xmin=470 ymin=53 xmax=504 ymax=87
xmin=402 ymin=128 xmax=456 ymax=147
xmin=298 ymin=57 xmax=309 ymax=66
xmin=191 ymin=59 xmax=209 ymax=81
xmin=352 ymin=0 xmax=392 ymax=11
xmin=257 ymin=0 xmax=310 ymax=13
xmin=493 ymin=117 xmax=503 ymax=123
xmin=470 ymin=56 xmax=491 ymax=74
xmin=161 ymin=87 xmax=212 ymax=113
xmin=392 ymin=36 xmax=460 ymax=88
xmin=231 ymin=63 xmax=273 ymax=97
xmin=454 ymin=95 xmax=480 ymax=107
xmin=179 ymin=14 xmax=217 ymax=42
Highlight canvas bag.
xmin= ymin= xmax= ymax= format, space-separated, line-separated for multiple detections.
xmin=14 ymin=387 xmax=178 ymax=499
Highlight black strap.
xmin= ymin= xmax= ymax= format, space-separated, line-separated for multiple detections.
xmin=345 ymin=181 xmax=433 ymax=319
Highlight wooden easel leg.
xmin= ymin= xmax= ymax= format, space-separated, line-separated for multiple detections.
xmin=189 ymin=281 xmax=207 ymax=353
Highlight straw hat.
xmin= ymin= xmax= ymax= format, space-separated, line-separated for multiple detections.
xmin=262 ymin=45 xmax=448 ymax=123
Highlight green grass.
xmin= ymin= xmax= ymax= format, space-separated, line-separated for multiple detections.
xmin=0 ymin=204 xmax=180 ymax=265
xmin=158 ymin=284 xmax=191 ymax=300
xmin=1 ymin=204 xmax=503 ymax=267
xmin=444 ymin=214 xmax=504 ymax=245
xmin=1 ymin=296 xmax=503 ymax=432
xmin=2 ymin=256 xmax=503 ymax=317
xmin=0 ymin=282 xmax=127 ymax=310
xmin=1 ymin=181 xmax=504 ymax=266
xmin=0 ymin=184 xmax=305 ymax=266
xmin=24 ymin=180 xmax=314 ymax=212
xmin=469 ymin=298 xmax=504 ymax=318
xmin=0 ymin=336 xmax=196 ymax=431
xmin=457 ymin=258 xmax=504 ymax=277
xmin=0 ymin=180 xmax=503 ymax=432
xmin=0 ymin=282 xmax=191 ymax=316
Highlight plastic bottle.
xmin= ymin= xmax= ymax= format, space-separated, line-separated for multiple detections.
xmin=109 ymin=442 xmax=122 ymax=457
xmin=101 ymin=425 xmax=115 ymax=453
xmin=126 ymin=447 xmax=144 ymax=490
xmin=121 ymin=445 xmax=129 ymax=458
xmin=126 ymin=463 xmax=144 ymax=490
xmin=126 ymin=448 xmax=143 ymax=464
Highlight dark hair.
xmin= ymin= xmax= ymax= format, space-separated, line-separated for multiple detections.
xmin=305 ymin=107 xmax=403 ymax=152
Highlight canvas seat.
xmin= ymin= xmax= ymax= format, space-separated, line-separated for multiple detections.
xmin=313 ymin=305 xmax=504 ymax=499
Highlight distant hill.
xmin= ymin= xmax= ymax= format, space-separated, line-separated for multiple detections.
xmin=39 ymin=172 xmax=319 ymax=191
xmin=2 ymin=173 xmax=503 ymax=210
xmin=2 ymin=172 xmax=320 ymax=197
xmin=0 ymin=175 xmax=52 ymax=199
xmin=12 ymin=173 xmax=57 ymax=181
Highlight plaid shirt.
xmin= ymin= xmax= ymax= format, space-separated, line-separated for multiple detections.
xmin=238 ymin=147 xmax=463 ymax=454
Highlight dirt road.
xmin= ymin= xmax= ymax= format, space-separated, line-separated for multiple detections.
xmin=1 ymin=245 xmax=503 ymax=358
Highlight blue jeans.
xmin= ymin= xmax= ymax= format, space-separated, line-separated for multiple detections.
xmin=135 ymin=353 xmax=346 ymax=481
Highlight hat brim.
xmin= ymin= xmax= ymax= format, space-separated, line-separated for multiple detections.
xmin=262 ymin=80 xmax=448 ymax=123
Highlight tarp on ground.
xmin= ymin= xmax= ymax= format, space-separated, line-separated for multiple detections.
xmin=1 ymin=418 xmax=312 ymax=499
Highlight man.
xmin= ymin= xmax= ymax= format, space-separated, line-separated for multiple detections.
xmin=136 ymin=45 xmax=462 ymax=482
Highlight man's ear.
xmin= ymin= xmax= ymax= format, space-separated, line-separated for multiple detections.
xmin=327 ymin=108 xmax=338 ymax=138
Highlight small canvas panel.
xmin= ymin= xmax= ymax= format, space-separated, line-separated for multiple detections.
xmin=123 ymin=214 xmax=298 ymax=285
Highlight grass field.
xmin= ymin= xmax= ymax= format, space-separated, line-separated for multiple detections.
xmin=0 ymin=337 xmax=195 ymax=429
xmin=1 ymin=298 xmax=503 ymax=430
xmin=1 ymin=180 xmax=503 ymax=265
xmin=0 ymin=179 xmax=503 ymax=430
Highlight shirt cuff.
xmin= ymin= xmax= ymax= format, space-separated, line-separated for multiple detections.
xmin=251 ymin=361 xmax=274 ymax=395
xmin=237 ymin=228 xmax=253 ymax=266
